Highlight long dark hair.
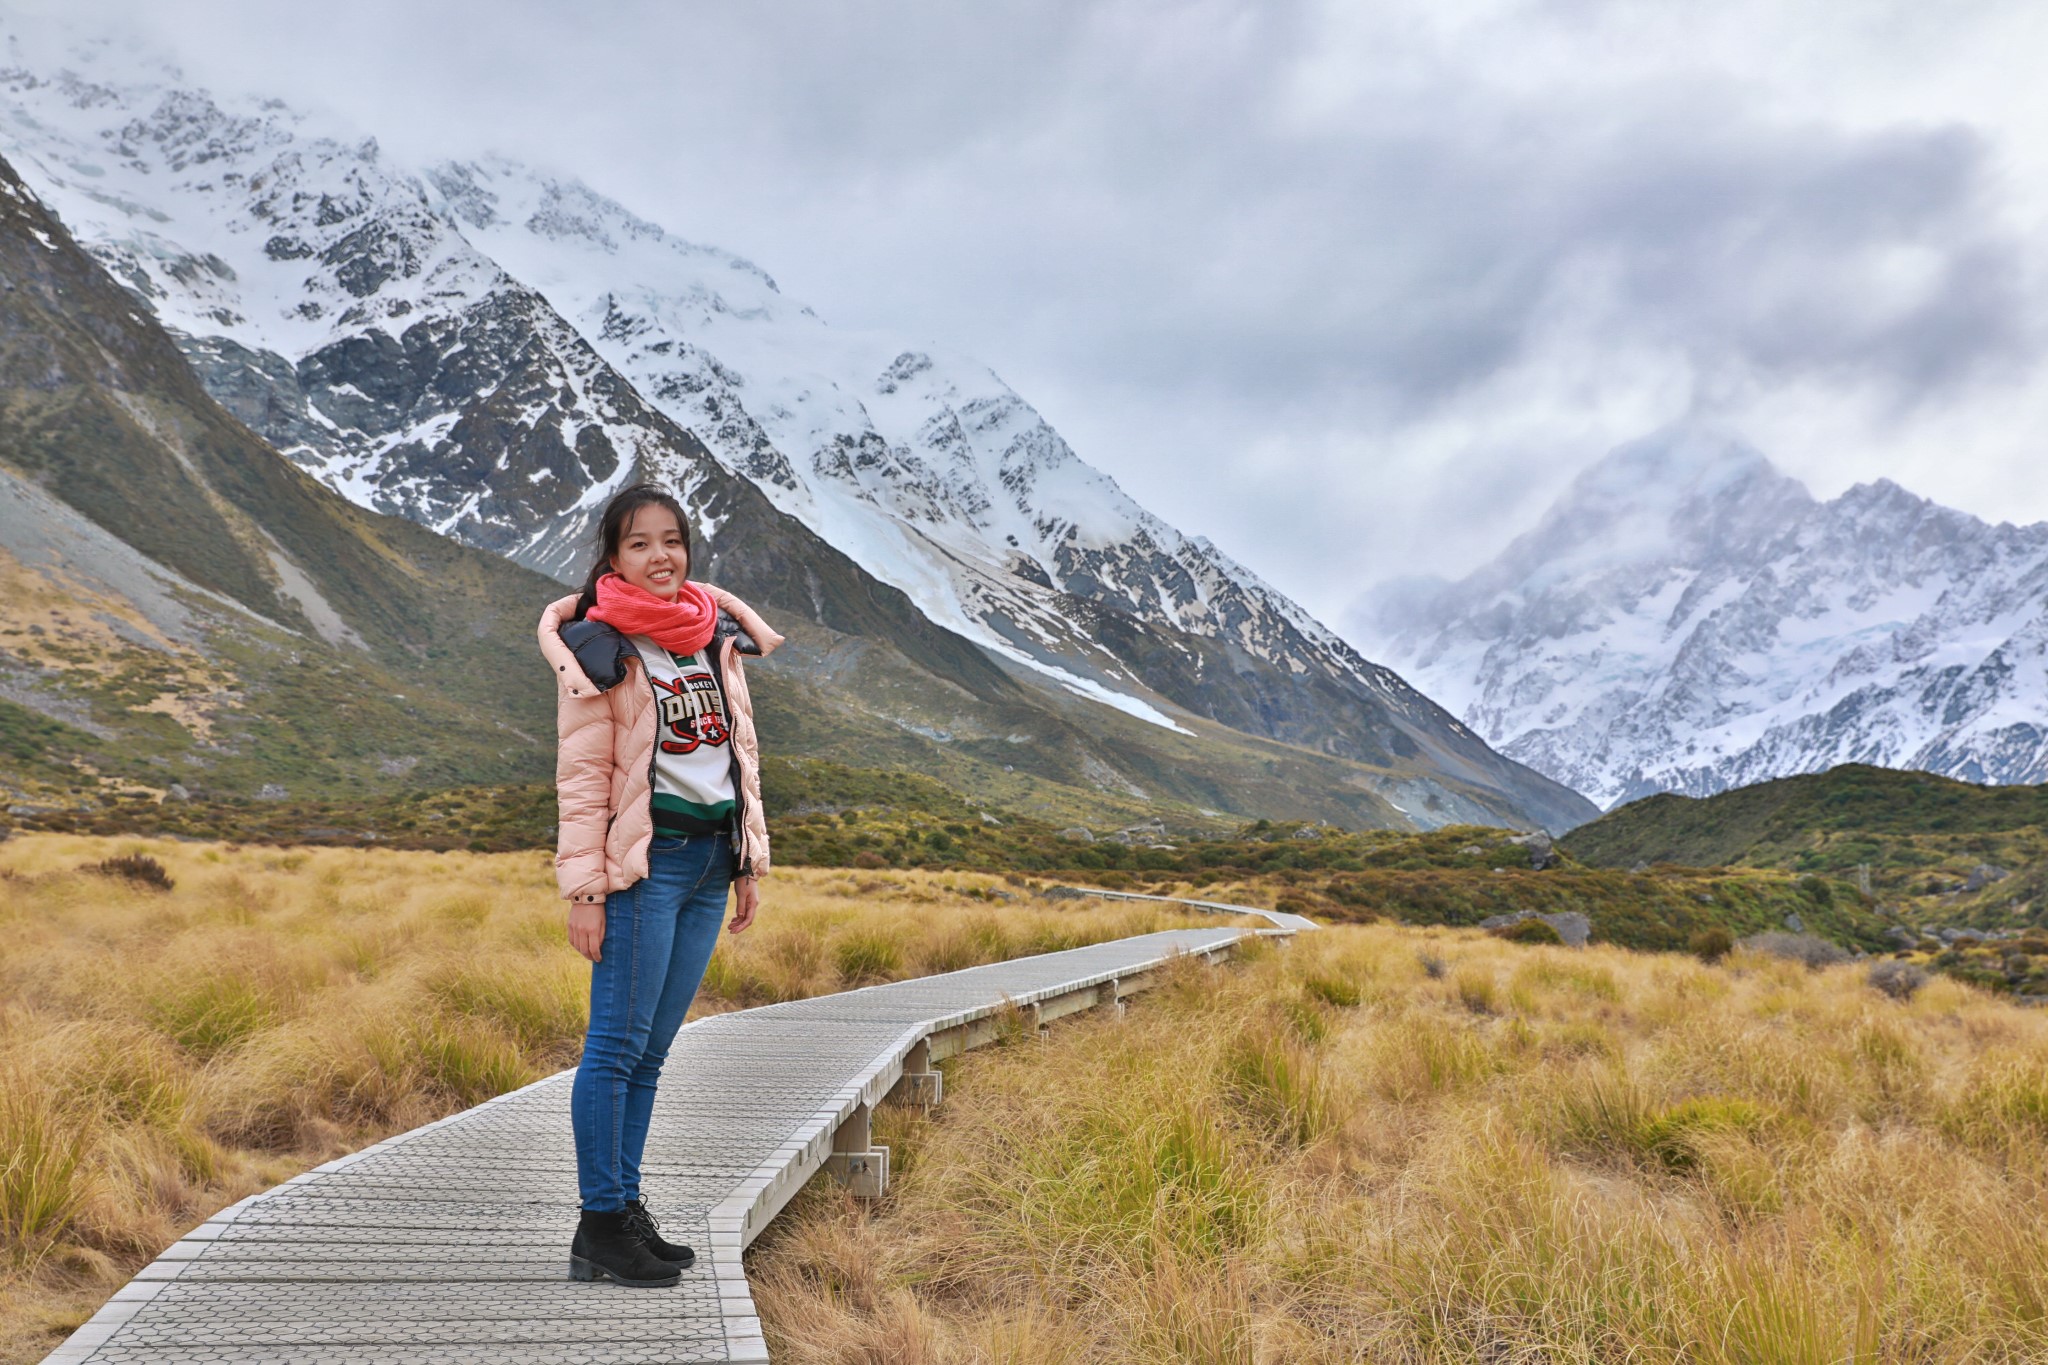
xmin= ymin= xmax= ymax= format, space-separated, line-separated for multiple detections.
xmin=573 ymin=482 xmax=693 ymax=619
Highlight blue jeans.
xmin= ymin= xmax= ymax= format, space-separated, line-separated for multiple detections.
xmin=571 ymin=834 xmax=732 ymax=1211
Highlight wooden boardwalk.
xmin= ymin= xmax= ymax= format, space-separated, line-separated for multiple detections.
xmin=47 ymin=909 xmax=1296 ymax=1364
xmin=1048 ymin=885 xmax=1320 ymax=933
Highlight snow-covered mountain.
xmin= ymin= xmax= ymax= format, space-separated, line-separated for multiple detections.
xmin=0 ymin=53 xmax=1379 ymax=715
xmin=0 ymin=32 xmax=1595 ymax=832
xmin=0 ymin=55 xmax=708 ymax=581
xmin=0 ymin=145 xmax=566 ymax=801
xmin=1358 ymin=426 xmax=2048 ymax=808
xmin=420 ymin=157 xmax=1378 ymax=707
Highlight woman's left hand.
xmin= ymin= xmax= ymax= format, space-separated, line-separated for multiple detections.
xmin=729 ymin=875 xmax=759 ymax=934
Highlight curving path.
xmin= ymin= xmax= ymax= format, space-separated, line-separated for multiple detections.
xmin=1050 ymin=885 xmax=1320 ymax=933
xmin=46 ymin=910 xmax=1294 ymax=1364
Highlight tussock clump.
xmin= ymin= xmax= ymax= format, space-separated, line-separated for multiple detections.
xmin=0 ymin=1081 xmax=89 ymax=1272
xmin=1868 ymin=958 xmax=1930 ymax=1001
xmin=1552 ymin=1075 xmax=1768 ymax=1173
xmin=1301 ymin=971 xmax=1362 ymax=1009
xmin=1943 ymin=1056 xmax=2048 ymax=1157
xmin=145 ymin=972 xmax=279 ymax=1060
xmin=1219 ymin=1020 xmax=1339 ymax=1146
xmin=831 ymin=927 xmax=904 ymax=984
xmin=1452 ymin=967 xmax=1499 ymax=1015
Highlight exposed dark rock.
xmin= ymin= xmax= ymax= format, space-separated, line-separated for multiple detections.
xmin=1966 ymin=864 xmax=2012 ymax=892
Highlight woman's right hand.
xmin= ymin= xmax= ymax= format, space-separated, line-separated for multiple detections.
xmin=569 ymin=901 xmax=606 ymax=962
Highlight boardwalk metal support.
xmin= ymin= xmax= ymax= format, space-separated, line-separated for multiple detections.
xmin=824 ymin=1102 xmax=889 ymax=1197
xmin=886 ymin=1038 xmax=943 ymax=1108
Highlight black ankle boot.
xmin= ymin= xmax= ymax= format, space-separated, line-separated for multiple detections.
xmin=623 ymin=1197 xmax=697 ymax=1269
xmin=569 ymin=1208 xmax=680 ymax=1287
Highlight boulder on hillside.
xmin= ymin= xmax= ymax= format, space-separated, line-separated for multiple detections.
xmin=1058 ymin=827 xmax=1094 ymax=843
xmin=1508 ymin=830 xmax=1559 ymax=870
xmin=1542 ymin=910 xmax=1591 ymax=946
xmin=1966 ymin=864 xmax=2012 ymax=892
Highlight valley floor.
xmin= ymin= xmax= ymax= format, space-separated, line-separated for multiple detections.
xmin=0 ymin=836 xmax=1205 ymax=1365
xmin=749 ymin=923 xmax=2048 ymax=1363
xmin=7 ymin=834 xmax=2042 ymax=1364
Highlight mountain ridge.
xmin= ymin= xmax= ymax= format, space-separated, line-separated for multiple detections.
xmin=0 ymin=141 xmax=1559 ymax=834
xmin=0 ymin=34 xmax=1594 ymax=833
xmin=0 ymin=145 xmax=566 ymax=799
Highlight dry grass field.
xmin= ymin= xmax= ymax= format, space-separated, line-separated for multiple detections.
xmin=0 ymin=834 xmax=1208 ymax=1364
xmin=750 ymin=925 xmax=2048 ymax=1363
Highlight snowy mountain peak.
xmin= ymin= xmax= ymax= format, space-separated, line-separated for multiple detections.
xmin=0 ymin=57 xmax=507 ymax=361
xmin=1573 ymin=423 xmax=1774 ymax=502
xmin=426 ymin=157 xmax=781 ymax=297
xmin=1499 ymin=426 xmax=1813 ymax=583
xmin=1362 ymin=431 xmax=2048 ymax=808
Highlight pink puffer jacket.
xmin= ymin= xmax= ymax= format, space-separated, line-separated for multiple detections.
xmin=538 ymin=586 xmax=784 ymax=903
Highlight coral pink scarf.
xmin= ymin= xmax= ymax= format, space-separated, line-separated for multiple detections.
xmin=586 ymin=573 xmax=719 ymax=656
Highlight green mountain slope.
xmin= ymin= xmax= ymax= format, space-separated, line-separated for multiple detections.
xmin=1563 ymin=764 xmax=2048 ymax=930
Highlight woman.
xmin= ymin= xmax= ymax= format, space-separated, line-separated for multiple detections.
xmin=537 ymin=482 xmax=783 ymax=1288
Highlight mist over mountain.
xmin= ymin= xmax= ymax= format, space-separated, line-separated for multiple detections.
xmin=1360 ymin=425 xmax=2048 ymax=809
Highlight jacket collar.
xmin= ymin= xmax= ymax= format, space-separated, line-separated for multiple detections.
xmin=538 ymin=584 xmax=783 ymax=697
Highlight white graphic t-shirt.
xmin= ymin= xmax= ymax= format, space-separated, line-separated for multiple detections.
xmin=630 ymin=636 xmax=737 ymax=835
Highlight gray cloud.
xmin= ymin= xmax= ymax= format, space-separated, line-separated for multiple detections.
xmin=16 ymin=0 xmax=2048 ymax=627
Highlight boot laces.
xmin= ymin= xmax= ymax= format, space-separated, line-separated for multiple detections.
xmin=624 ymin=1200 xmax=661 ymax=1239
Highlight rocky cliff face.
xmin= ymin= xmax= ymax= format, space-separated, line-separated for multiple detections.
xmin=1360 ymin=426 xmax=2048 ymax=808
xmin=0 ymin=39 xmax=1593 ymax=832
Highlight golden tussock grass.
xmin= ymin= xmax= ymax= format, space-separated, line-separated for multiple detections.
xmin=747 ymin=926 xmax=2048 ymax=1363
xmin=0 ymin=834 xmax=1208 ymax=1363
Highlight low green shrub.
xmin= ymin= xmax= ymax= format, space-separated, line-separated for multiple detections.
xmin=88 ymin=853 xmax=174 ymax=891
xmin=1690 ymin=926 xmax=1735 ymax=963
xmin=1494 ymin=917 xmax=1564 ymax=945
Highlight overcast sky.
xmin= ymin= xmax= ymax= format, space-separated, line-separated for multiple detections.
xmin=21 ymin=0 xmax=2048 ymax=638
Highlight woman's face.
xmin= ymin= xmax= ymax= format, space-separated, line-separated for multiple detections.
xmin=610 ymin=506 xmax=688 ymax=600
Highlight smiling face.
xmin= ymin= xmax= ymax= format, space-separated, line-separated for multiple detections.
xmin=609 ymin=504 xmax=689 ymax=599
